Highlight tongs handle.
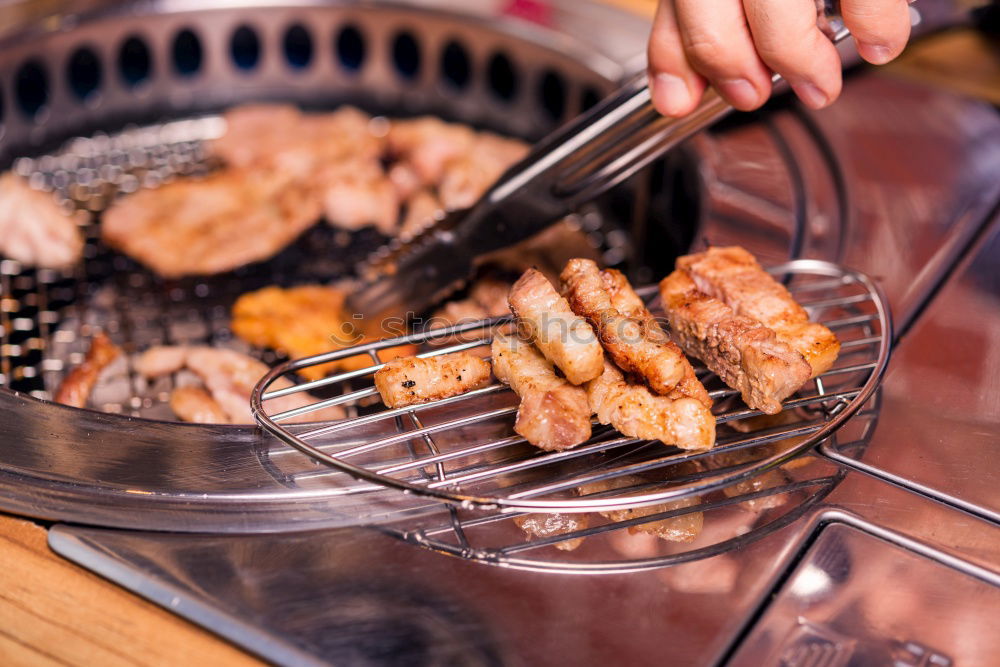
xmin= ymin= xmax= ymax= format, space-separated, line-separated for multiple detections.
xmin=454 ymin=1 xmax=852 ymax=258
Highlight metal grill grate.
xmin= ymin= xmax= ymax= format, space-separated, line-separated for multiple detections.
xmin=253 ymin=259 xmax=892 ymax=529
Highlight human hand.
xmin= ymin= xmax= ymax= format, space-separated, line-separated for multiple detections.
xmin=647 ymin=0 xmax=912 ymax=116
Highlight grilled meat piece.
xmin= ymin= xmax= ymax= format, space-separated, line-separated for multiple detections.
xmin=491 ymin=332 xmax=592 ymax=451
xmin=136 ymin=346 xmax=345 ymax=424
xmin=508 ymin=268 xmax=604 ymax=385
xmin=0 ymin=172 xmax=83 ymax=269
xmin=102 ymin=166 xmax=321 ymax=278
xmin=169 ymin=385 xmax=230 ymax=424
xmin=386 ymin=117 xmax=476 ymax=186
xmin=586 ymin=361 xmax=715 ymax=451
xmin=561 ymin=258 xmax=687 ymax=395
xmin=54 ymin=333 xmax=122 ymax=408
xmin=660 ymin=269 xmax=811 ymax=415
xmin=513 ymin=513 xmax=590 ymax=551
xmin=438 ymin=133 xmax=529 ymax=210
xmin=374 ymin=352 xmax=491 ymax=408
xmin=678 ymin=246 xmax=840 ymax=376
xmin=598 ymin=267 xmax=712 ymax=409
xmin=231 ymin=285 xmax=416 ymax=381
xmin=321 ymin=167 xmax=398 ymax=235
xmin=601 ymin=268 xmax=651 ymax=320
xmin=133 ymin=345 xmax=189 ymax=377
xmin=578 ymin=475 xmax=703 ymax=542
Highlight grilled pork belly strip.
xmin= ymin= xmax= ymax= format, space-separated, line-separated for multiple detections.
xmin=491 ymin=332 xmax=592 ymax=451
xmin=660 ymin=270 xmax=811 ymax=415
xmin=54 ymin=333 xmax=122 ymax=408
xmin=374 ymin=352 xmax=491 ymax=408
xmin=508 ymin=268 xmax=604 ymax=385
xmin=600 ymin=267 xmax=713 ymax=409
xmin=586 ymin=361 xmax=715 ymax=451
xmin=561 ymin=258 xmax=686 ymax=395
xmin=678 ymin=246 xmax=840 ymax=376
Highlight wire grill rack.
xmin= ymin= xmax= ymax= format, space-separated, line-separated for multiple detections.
xmin=253 ymin=259 xmax=892 ymax=522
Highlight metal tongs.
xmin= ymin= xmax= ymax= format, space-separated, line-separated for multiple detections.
xmin=347 ymin=1 xmax=853 ymax=320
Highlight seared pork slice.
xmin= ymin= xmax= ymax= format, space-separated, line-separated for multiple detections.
xmin=561 ymin=258 xmax=686 ymax=395
xmin=321 ymin=168 xmax=398 ymax=235
xmin=135 ymin=346 xmax=346 ymax=424
xmin=513 ymin=513 xmax=590 ymax=551
xmin=102 ymin=167 xmax=321 ymax=278
xmin=211 ymin=105 xmax=381 ymax=176
xmin=0 ymin=172 xmax=83 ymax=269
xmin=678 ymin=246 xmax=840 ymax=376
xmin=660 ymin=270 xmax=811 ymax=414
xmin=586 ymin=361 xmax=715 ymax=451
xmin=438 ymin=133 xmax=529 ymax=210
xmin=601 ymin=268 xmax=650 ymax=320
xmin=399 ymin=189 xmax=443 ymax=238
xmin=598 ymin=267 xmax=712 ymax=409
xmin=491 ymin=332 xmax=592 ymax=451
xmin=386 ymin=117 xmax=476 ymax=186
xmin=578 ymin=474 xmax=703 ymax=542
xmin=374 ymin=352 xmax=491 ymax=408
xmin=508 ymin=268 xmax=604 ymax=385
xmin=169 ymin=385 xmax=230 ymax=424
xmin=54 ymin=333 xmax=122 ymax=408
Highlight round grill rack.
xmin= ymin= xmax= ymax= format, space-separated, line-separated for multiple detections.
xmin=253 ymin=260 xmax=892 ymax=520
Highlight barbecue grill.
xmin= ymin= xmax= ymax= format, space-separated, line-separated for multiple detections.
xmin=1 ymin=0 xmax=999 ymax=664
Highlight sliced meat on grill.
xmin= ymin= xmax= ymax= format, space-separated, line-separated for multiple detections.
xmin=169 ymin=385 xmax=230 ymax=424
xmin=0 ymin=172 xmax=83 ymax=269
xmin=54 ymin=333 xmax=122 ymax=408
xmin=561 ymin=258 xmax=687 ymax=395
xmin=513 ymin=513 xmax=590 ymax=551
xmin=135 ymin=345 xmax=345 ymax=424
xmin=491 ymin=332 xmax=592 ymax=451
xmin=600 ymin=268 xmax=650 ymax=320
xmin=320 ymin=169 xmax=398 ymax=235
xmin=678 ymin=246 xmax=840 ymax=376
xmin=508 ymin=268 xmax=604 ymax=385
xmin=586 ymin=361 xmax=715 ymax=451
xmin=101 ymin=166 xmax=321 ymax=278
xmin=597 ymin=267 xmax=712 ymax=409
xmin=438 ymin=133 xmax=529 ymax=210
xmin=231 ymin=284 xmax=417 ymax=381
xmin=386 ymin=117 xmax=477 ymax=186
xmin=133 ymin=345 xmax=189 ymax=377
xmin=211 ymin=104 xmax=382 ymax=176
xmin=374 ymin=352 xmax=492 ymax=408
xmin=660 ymin=269 xmax=811 ymax=415
xmin=578 ymin=474 xmax=704 ymax=542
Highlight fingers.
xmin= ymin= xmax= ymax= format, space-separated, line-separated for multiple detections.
xmin=842 ymin=0 xmax=912 ymax=65
xmin=647 ymin=0 xmax=707 ymax=117
xmin=674 ymin=0 xmax=773 ymax=111
xmin=743 ymin=0 xmax=843 ymax=109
